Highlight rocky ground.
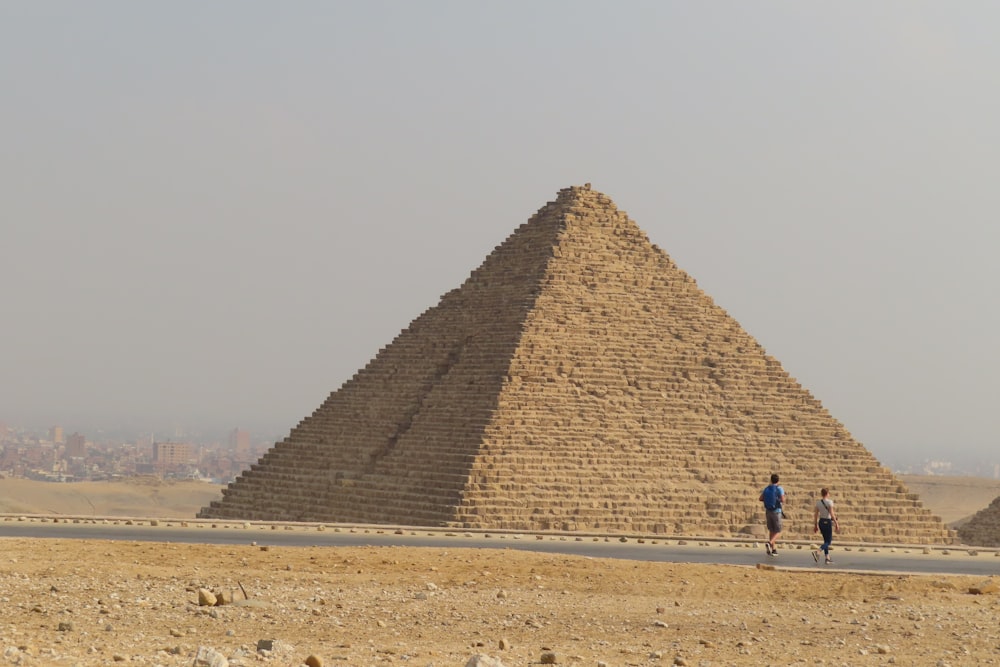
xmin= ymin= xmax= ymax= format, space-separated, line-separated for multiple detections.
xmin=1 ymin=531 xmax=999 ymax=667
xmin=1 ymin=476 xmax=999 ymax=666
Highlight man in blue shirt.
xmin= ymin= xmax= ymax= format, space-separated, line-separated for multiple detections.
xmin=759 ymin=473 xmax=786 ymax=556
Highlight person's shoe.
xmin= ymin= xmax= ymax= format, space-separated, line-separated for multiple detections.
xmin=770 ymin=546 xmax=778 ymax=557
xmin=765 ymin=542 xmax=772 ymax=555
xmin=812 ymin=550 xmax=820 ymax=563
xmin=825 ymin=557 xmax=833 ymax=564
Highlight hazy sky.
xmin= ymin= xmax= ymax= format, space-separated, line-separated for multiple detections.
xmin=2 ymin=3 xmax=997 ymax=467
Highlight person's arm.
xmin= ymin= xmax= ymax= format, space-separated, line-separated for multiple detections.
xmin=813 ymin=504 xmax=819 ymax=532
xmin=831 ymin=504 xmax=839 ymax=532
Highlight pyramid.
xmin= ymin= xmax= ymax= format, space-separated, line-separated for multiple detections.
xmin=199 ymin=185 xmax=955 ymax=545
xmin=957 ymin=496 xmax=1000 ymax=546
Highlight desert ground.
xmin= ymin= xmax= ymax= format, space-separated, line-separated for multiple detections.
xmin=899 ymin=474 xmax=1000 ymax=527
xmin=0 ymin=477 xmax=223 ymax=519
xmin=0 ymin=476 xmax=998 ymax=666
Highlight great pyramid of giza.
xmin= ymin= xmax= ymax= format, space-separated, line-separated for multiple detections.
xmin=199 ymin=185 xmax=955 ymax=544
xmin=957 ymin=497 xmax=1000 ymax=546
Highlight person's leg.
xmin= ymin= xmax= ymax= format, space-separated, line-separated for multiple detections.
xmin=765 ymin=512 xmax=779 ymax=554
xmin=820 ymin=519 xmax=833 ymax=555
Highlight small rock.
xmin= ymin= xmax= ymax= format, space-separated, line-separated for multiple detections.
xmin=193 ymin=646 xmax=229 ymax=667
xmin=464 ymin=655 xmax=506 ymax=667
xmin=969 ymin=578 xmax=999 ymax=595
xmin=198 ymin=588 xmax=217 ymax=606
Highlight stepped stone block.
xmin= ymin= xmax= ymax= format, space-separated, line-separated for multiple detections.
xmin=198 ymin=185 xmax=955 ymax=545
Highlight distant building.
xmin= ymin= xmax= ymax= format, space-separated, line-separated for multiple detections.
xmin=135 ymin=434 xmax=154 ymax=462
xmin=228 ymin=428 xmax=251 ymax=460
xmin=49 ymin=426 xmax=64 ymax=444
xmin=65 ymin=432 xmax=86 ymax=458
xmin=921 ymin=460 xmax=953 ymax=475
xmin=152 ymin=441 xmax=194 ymax=466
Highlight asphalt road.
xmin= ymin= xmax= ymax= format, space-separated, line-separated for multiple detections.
xmin=1 ymin=517 xmax=997 ymax=577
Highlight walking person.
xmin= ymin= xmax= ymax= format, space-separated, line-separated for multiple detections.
xmin=759 ymin=473 xmax=785 ymax=556
xmin=812 ymin=488 xmax=839 ymax=564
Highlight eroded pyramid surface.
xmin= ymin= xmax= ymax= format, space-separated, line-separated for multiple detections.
xmin=199 ymin=185 xmax=954 ymax=544
xmin=957 ymin=496 xmax=1000 ymax=546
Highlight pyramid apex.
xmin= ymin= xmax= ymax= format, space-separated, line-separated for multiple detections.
xmin=548 ymin=183 xmax=624 ymax=220
xmin=553 ymin=183 xmax=617 ymax=208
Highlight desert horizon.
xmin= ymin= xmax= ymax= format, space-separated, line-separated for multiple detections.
xmin=1 ymin=472 xmax=998 ymax=535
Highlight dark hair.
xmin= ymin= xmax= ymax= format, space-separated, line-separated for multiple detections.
xmin=770 ymin=474 xmax=779 ymax=484
xmin=821 ymin=487 xmax=829 ymax=496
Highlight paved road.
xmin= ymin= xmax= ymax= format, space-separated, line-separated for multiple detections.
xmin=1 ymin=517 xmax=997 ymax=577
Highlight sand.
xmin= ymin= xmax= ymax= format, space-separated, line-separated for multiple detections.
xmin=0 ymin=477 xmax=222 ymax=518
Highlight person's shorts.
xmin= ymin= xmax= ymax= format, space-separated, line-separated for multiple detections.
xmin=766 ymin=510 xmax=783 ymax=534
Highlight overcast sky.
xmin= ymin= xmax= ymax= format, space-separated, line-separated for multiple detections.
xmin=2 ymin=2 xmax=997 ymax=468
